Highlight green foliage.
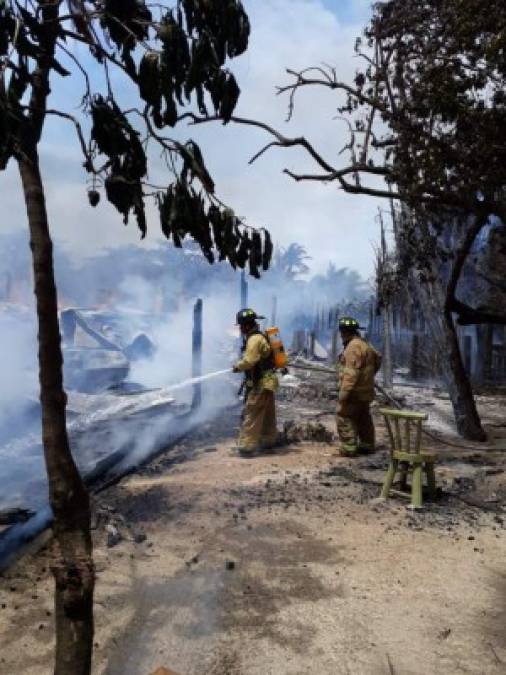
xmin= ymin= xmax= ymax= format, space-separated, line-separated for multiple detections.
xmin=327 ymin=0 xmax=506 ymax=309
xmin=0 ymin=0 xmax=269 ymax=276
xmin=135 ymin=1 xmax=247 ymax=126
xmin=158 ymin=184 xmax=272 ymax=275
xmin=271 ymin=243 xmax=311 ymax=280
xmin=351 ymin=0 xmax=506 ymax=212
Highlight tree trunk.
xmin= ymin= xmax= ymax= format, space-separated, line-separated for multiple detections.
xmin=483 ymin=325 xmax=493 ymax=381
xmin=503 ymin=327 xmax=506 ymax=380
xmin=410 ymin=333 xmax=420 ymax=380
xmin=475 ymin=325 xmax=486 ymax=383
xmin=18 ymin=153 xmax=95 ymax=675
xmin=416 ymin=273 xmax=486 ymax=441
xmin=382 ymin=304 xmax=394 ymax=389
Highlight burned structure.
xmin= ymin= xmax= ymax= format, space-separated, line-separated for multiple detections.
xmin=60 ymin=309 xmax=156 ymax=392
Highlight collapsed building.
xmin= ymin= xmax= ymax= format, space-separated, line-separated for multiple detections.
xmin=60 ymin=308 xmax=155 ymax=392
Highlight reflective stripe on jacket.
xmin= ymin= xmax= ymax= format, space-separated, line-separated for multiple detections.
xmin=337 ymin=336 xmax=382 ymax=402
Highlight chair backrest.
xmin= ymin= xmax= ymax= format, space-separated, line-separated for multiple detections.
xmin=379 ymin=408 xmax=428 ymax=455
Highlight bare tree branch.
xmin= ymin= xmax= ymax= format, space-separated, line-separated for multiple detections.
xmin=44 ymin=108 xmax=96 ymax=171
xmin=275 ymin=67 xmax=390 ymax=116
xmin=183 ymin=112 xmax=339 ymax=174
xmin=453 ymin=300 xmax=506 ymax=326
xmin=283 ymin=169 xmax=339 ymax=182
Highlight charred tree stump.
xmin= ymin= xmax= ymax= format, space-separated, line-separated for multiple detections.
xmin=192 ymin=299 xmax=203 ymax=410
xmin=484 ymin=325 xmax=493 ymax=382
xmin=367 ymin=301 xmax=374 ymax=339
xmin=291 ymin=330 xmax=305 ymax=353
xmin=502 ymin=327 xmax=506 ymax=380
xmin=309 ymin=331 xmax=316 ymax=359
xmin=410 ymin=333 xmax=420 ymax=380
xmin=271 ymin=295 xmax=277 ymax=326
xmin=240 ymin=270 xmax=248 ymax=309
xmin=60 ymin=309 xmax=76 ymax=347
xmin=331 ymin=329 xmax=339 ymax=362
xmin=382 ymin=305 xmax=394 ymax=390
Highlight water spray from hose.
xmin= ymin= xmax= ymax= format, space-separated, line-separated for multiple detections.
xmin=163 ymin=368 xmax=233 ymax=392
xmin=69 ymin=368 xmax=234 ymax=432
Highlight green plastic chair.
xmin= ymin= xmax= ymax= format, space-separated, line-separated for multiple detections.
xmin=379 ymin=408 xmax=437 ymax=509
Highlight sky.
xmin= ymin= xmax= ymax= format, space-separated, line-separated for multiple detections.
xmin=0 ymin=0 xmax=384 ymax=280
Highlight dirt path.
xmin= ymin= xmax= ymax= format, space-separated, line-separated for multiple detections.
xmin=1 ymin=398 xmax=505 ymax=675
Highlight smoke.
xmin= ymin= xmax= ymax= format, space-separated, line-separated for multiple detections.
xmin=0 ymin=231 xmax=368 ymax=527
xmin=0 ymin=305 xmax=39 ymax=444
xmin=128 ymin=291 xmax=238 ymax=389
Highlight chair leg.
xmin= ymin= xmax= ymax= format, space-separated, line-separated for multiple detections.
xmin=425 ymin=462 xmax=436 ymax=501
xmin=381 ymin=459 xmax=398 ymax=499
xmin=399 ymin=461 xmax=409 ymax=491
xmin=411 ymin=463 xmax=423 ymax=509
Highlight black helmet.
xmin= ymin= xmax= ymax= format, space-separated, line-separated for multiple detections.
xmin=338 ymin=316 xmax=364 ymax=331
xmin=236 ymin=308 xmax=265 ymax=325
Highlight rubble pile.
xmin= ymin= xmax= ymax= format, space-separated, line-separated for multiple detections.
xmin=282 ymin=420 xmax=334 ymax=444
xmin=279 ymin=379 xmax=337 ymax=403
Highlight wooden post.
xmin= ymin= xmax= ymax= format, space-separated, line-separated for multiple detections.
xmin=60 ymin=309 xmax=76 ymax=346
xmin=192 ymin=298 xmax=203 ymax=409
xmin=484 ymin=325 xmax=493 ymax=381
xmin=331 ymin=329 xmax=339 ymax=362
xmin=382 ymin=305 xmax=394 ymax=389
xmin=410 ymin=333 xmax=419 ymax=380
xmin=463 ymin=334 xmax=472 ymax=375
xmin=240 ymin=270 xmax=248 ymax=309
xmin=309 ymin=331 xmax=316 ymax=358
xmin=503 ymin=327 xmax=506 ymax=381
xmin=292 ymin=329 xmax=305 ymax=353
xmin=368 ymin=301 xmax=374 ymax=339
xmin=271 ymin=295 xmax=277 ymax=326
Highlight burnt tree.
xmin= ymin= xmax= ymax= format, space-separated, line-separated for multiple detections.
xmin=375 ymin=209 xmax=395 ymax=390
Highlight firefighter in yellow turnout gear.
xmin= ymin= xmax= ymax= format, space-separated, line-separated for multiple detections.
xmin=233 ymin=309 xmax=279 ymax=456
xmin=337 ymin=317 xmax=382 ymax=456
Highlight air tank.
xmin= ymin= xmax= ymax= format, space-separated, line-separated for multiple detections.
xmin=265 ymin=326 xmax=288 ymax=369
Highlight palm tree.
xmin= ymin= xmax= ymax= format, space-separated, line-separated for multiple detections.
xmin=272 ymin=243 xmax=311 ymax=279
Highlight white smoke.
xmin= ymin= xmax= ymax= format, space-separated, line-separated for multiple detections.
xmin=0 ymin=232 xmax=368 ymax=525
xmin=0 ymin=305 xmax=39 ymax=441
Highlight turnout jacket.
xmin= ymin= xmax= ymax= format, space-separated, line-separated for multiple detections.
xmin=337 ymin=336 xmax=382 ymax=402
xmin=235 ymin=329 xmax=279 ymax=393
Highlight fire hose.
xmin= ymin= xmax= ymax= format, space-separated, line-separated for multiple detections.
xmin=287 ymin=361 xmax=497 ymax=451
xmin=195 ymin=362 xmax=496 ymax=451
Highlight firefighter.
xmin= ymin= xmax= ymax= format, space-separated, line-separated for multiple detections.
xmin=233 ymin=309 xmax=279 ymax=456
xmin=336 ymin=316 xmax=382 ymax=456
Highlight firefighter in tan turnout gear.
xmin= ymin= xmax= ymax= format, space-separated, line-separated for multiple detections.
xmin=337 ymin=317 xmax=382 ymax=456
xmin=233 ymin=309 xmax=279 ymax=456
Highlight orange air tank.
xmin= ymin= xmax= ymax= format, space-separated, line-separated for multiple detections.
xmin=265 ymin=326 xmax=288 ymax=369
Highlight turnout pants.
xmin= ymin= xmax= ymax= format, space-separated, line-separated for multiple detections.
xmin=238 ymin=389 xmax=277 ymax=451
xmin=336 ymin=398 xmax=375 ymax=454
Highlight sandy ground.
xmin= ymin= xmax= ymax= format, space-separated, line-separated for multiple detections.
xmin=1 ymin=379 xmax=505 ymax=675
